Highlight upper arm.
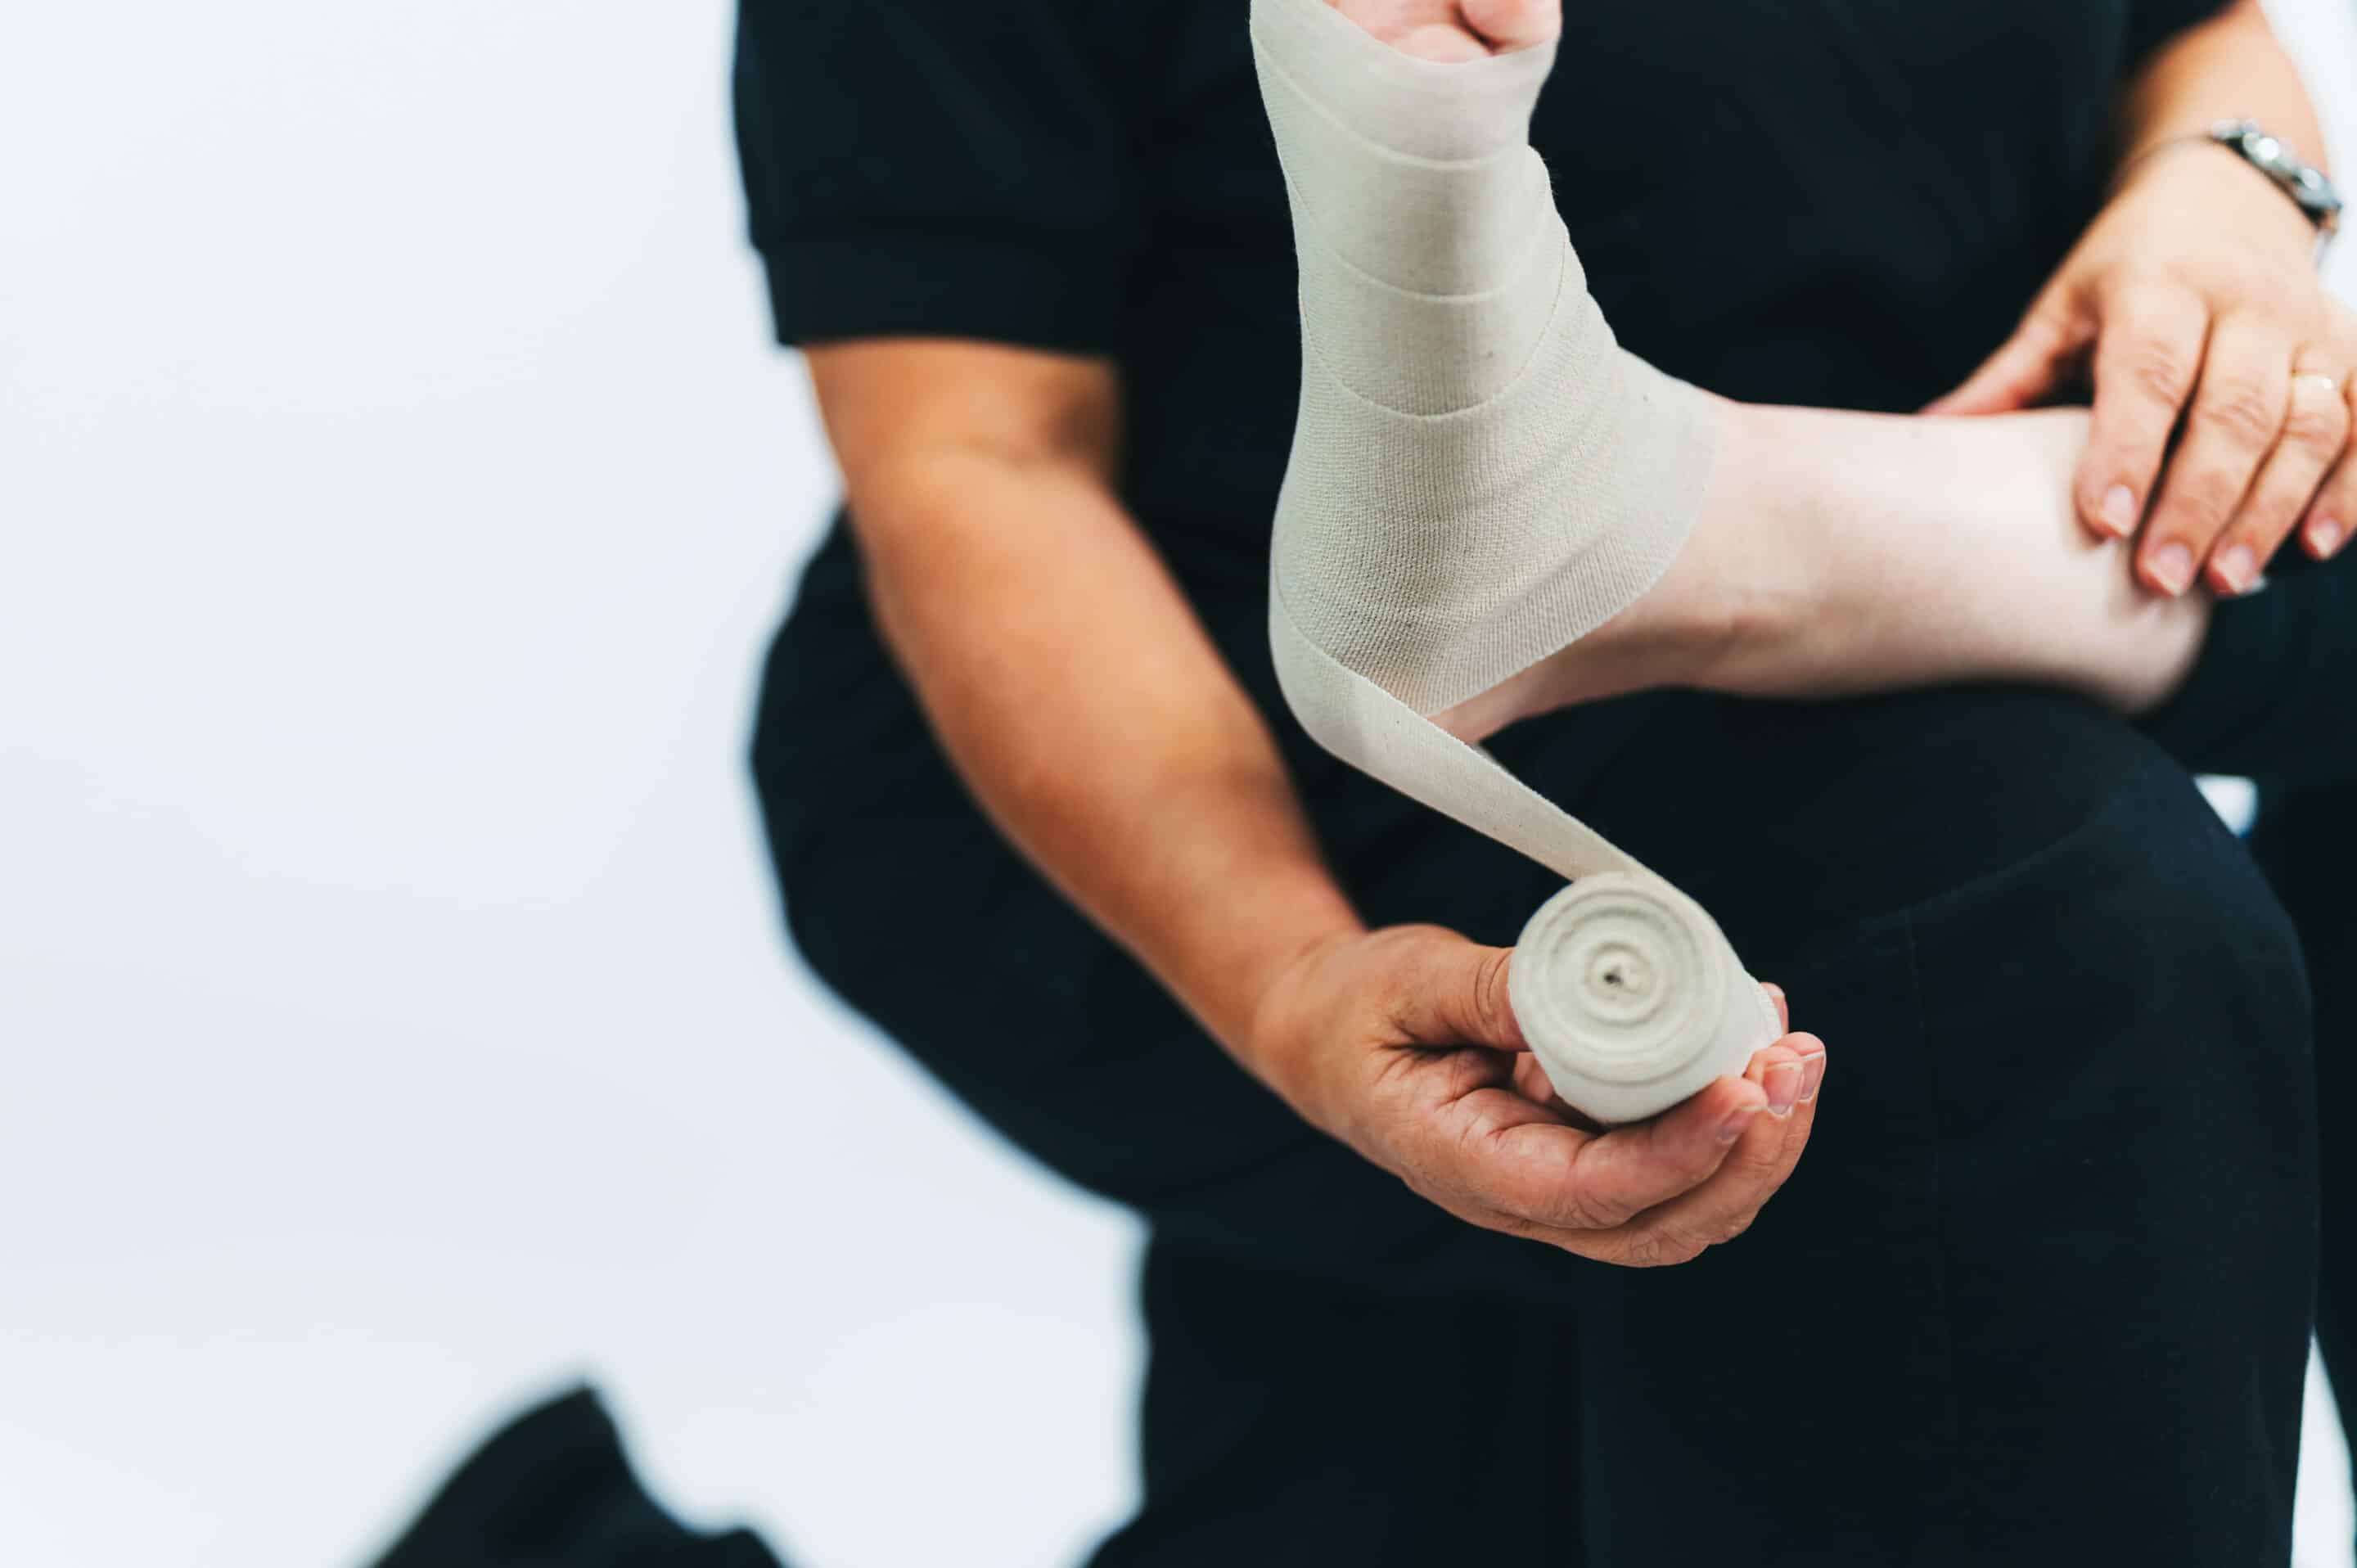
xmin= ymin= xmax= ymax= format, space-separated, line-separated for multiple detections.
xmin=805 ymin=340 xmax=1122 ymax=507
xmin=734 ymin=0 xmax=1141 ymax=525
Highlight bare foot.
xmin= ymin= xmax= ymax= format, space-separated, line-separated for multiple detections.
xmin=1437 ymin=403 xmax=2214 ymax=741
xmin=1318 ymin=0 xmax=2213 ymax=740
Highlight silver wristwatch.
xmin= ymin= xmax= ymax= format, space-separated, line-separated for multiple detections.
xmin=2205 ymin=119 xmax=2343 ymax=241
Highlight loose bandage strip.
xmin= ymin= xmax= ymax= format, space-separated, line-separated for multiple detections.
xmin=1251 ymin=0 xmax=1778 ymax=1122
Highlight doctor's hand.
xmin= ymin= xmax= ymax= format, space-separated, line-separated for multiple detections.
xmin=1244 ymin=924 xmax=1824 ymax=1268
xmin=1929 ymin=138 xmax=2355 ymax=597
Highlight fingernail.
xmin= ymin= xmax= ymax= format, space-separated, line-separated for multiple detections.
xmin=2147 ymin=541 xmax=2195 ymax=597
xmin=2312 ymin=518 xmax=2346 ymax=559
xmin=2212 ymin=544 xmax=2259 ymax=595
xmin=1798 ymin=1053 xmax=1826 ymax=1104
xmin=2098 ymin=484 xmax=2138 ymax=538
xmin=1764 ymin=1062 xmax=1801 ymax=1119
xmin=1718 ymin=1102 xmax=1764 ymax=1143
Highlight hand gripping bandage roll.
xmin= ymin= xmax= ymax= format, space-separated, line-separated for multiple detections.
xmin=1251 ymin=0 xmax=1780 ymax=1123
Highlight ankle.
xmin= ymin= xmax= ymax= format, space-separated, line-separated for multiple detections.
xmin=1656 ymin=398 xmax=1815 ymax=692
xmin=1427 ymin=399 xmax=1802 ymax=740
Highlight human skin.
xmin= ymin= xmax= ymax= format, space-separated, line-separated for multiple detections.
xmin=798 ymin=0 xmax=2332 ymax=1270
xmin=1926 ymin=0 xmax=2355 ymax=596
xmin=1431 ymin=403 xmax=2211 ymax=743
xmin=809 ymin=337 xmax=1819 ymax=1271
xmin=802 ymin=327 xmax=2208 ymax=1269
xmin=1357 ymin=0 xmax=2355 ymax=596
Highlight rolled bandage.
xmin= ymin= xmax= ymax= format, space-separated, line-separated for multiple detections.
xmin=1510 ymin=876 xmax=1781 ymax=1124
xmin=1251 ymin=0 xmax=1780 ymax=1122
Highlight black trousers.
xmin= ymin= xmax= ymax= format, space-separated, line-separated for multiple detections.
xmin=755 ymin=536 xmax=2357 ymax=1566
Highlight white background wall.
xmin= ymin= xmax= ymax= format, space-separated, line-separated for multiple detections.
xmin=4 ymin=3 xmax=2355 ymax=1564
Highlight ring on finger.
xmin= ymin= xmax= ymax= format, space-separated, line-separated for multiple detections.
xmin=2287 ymin=368 xmax=2350 ymax=424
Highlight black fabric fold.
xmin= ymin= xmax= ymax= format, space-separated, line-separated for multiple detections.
xmin=371 ymin=1386 xmax=786 ymax=1568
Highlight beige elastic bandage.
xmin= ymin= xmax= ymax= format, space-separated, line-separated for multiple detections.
xmin=1251 ymin=0 xmax=1778 ymax=1120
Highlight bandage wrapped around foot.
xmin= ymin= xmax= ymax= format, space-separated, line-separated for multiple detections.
xmin=1251 ymin=0 xmax=1779 ymax=1122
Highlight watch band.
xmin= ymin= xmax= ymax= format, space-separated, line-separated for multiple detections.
xmin=2204 ymin=118 xmax=2343 ymax=238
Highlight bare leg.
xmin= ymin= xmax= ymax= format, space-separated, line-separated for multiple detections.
xmin=1311 ymin=1 xmax=2213 ymax=743
xmin=1440 ymin=403 xmax=2213 ymax=741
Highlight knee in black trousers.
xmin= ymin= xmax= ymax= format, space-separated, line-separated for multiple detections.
xmin=767 ymin=680 xmax=2320 ymax=1565
xmin=1084 ymin=691 xmax=2322 ymax=1566
xmin=1526 ymin=689 xmax=2320 ymax=1565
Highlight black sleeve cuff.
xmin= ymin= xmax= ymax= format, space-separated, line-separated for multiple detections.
xmin=761 ymin=232 xmax=1126 ymax=354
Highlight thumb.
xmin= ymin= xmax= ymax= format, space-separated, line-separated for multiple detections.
xmin=1397 ymin=932 xmax=1527 ymax=1053
xmin=1922 ymin=308 xmax=2083 ymax=416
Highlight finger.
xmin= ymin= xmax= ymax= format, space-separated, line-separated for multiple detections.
xmin=1511 ymin=1048 xmax=1553 ymax=1104
xmin=1448 ymin=1071 xmax=1765 ymax=1237
xmin=2207 ymin=367 xmax=2350 ymax=593
xmin=1747 ymin=1037 xmax=1806 ymax=1120
xmin=2138 ymin=315 xmax=2292 ymax=597
xmin=2301 ymin=373 xmax=2357 ymax=561
xmin=1510 ymin=1072 xmax=1769 ymax=1231
xmin=1796 ymin=1032 xmax=1827 ymax=1105
xmin=1392 ymin=932 xmax=1526 ymax=1052
xmin=1922 ymin=306 xmax=2084 ymax=416
xmin=1401 ymin=1066 xmax=1594 ymax=1223
xmin=1426 ymin=1089 xmax=1627 ymax=1232
xmin=1749 ymin=1034 xmax=1823 ymax=1169
xmin=1507 ymin=1050 xmax=1586 ymax=1121
xmin=1620 ymin=1031 xmax=1827 ymax=1266
xmin=2079 ymin=284 xmax=2209 ymax=544
xmin=1500 ymin=982 xmax=1791 ymax=1116
xmin=1774 ymin=1036 xmax=1825 ymax=1155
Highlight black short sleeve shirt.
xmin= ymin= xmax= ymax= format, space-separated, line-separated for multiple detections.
xmin=741 ymin=0 xmax=2224 ymax=553
xmin=735 ymin=0 xmax=2229 ymax=854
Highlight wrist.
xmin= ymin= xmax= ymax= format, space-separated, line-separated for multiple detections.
xmin=1146 ymin=824 xmax=1363 ymax=1066
xmin=2113 ymin=136 xmax=2326 ymax=260
xmin=1233 ymin=917 xmax=1363 ymax=1107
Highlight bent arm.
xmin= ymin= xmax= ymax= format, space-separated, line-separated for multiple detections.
xmin=806 ymin=338 xmax=1360 ymax=1061
xmin=804 ymin=336 xmax=1819 ymax=1255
